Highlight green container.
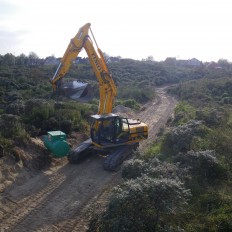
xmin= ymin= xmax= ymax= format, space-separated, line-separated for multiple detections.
xmin=43 ymin=131 xmax=70 ymax=158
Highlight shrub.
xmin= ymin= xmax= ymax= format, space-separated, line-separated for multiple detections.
xmin=122 ymin=157 xmax=188 ymax=183
xmin=6 ymin=100 xmax=25 ymax=115
xmin=173 ymin=150 xmax=227 ymax=182
xmin=161 ymin=120 xmax=202 ymax=155
xmin=123 ymin=99 xmax=140 ymax=110
xmin=122 ymin=158 xmax=148 ymax=179
xmin=0 ymin=114 xmax=25 ymax=138
xmin=91 ymin=176 xmax=190 ymax=232
xmin=195 ymin=108 xmax=221 ymax=127
xmin=173 ymin=102 xmax=196 ymax=125
xmin=24 ymin=99 xmax=54 ymax=128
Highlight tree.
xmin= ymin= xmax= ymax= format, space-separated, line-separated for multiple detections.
xmin=217 ymin=59 xmax=230 ymax=69
xmin=28 ymin=52 xmax=39 ymax=65
xmin=16 ymin=53 xmax=28 ymax=65
xmin=2 ymin=53 xmax=15 ymax=66
xmin=146 ymin=55 xmax=154 ymax=62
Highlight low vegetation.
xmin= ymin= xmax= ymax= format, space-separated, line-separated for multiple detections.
xmin=1 ymin=53 xmax=232 ymax=231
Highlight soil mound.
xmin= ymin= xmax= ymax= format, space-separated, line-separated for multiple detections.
xmin=112 ymin=105 xmax=135 ymax=118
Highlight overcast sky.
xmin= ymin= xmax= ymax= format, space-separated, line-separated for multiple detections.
xmin=0 ymin=0 xmax=232 ymax=62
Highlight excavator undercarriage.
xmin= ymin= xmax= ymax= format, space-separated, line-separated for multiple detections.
xmin=68 ymin=139 xmax=138 ymax=171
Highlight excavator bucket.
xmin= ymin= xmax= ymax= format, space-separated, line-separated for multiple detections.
xmin=60 ymin=81 xmax=94 ymax=102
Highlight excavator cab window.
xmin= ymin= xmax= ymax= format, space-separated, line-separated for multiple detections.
xmin=90 ymin=114 xmax=116 ymax=145
xmin=90 ymin=115 xmax=130 ymax=145
xmin=115 ymin=118 xmax=130 ymax=143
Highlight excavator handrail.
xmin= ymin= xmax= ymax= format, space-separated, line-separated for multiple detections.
xmin=50 ymin=23 xmax=117 ymax=114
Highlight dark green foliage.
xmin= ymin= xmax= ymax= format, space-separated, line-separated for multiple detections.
xmin=24 ymin=99 xmax=54 ymax=129
xmin=173 ymin=150 xmax=227 ymax=184
xmin=119 ymin=99 xmax=140 ymax=110
xmin=0 ymin=114 xmax=25 ymax=139
xmin=6 ymin=100 xmax=25 ymax=115
xmin=91 ymin=176 xmax=190 ymax=232
xmin=59 ymin=119 xmax=73 ymax=134
xmin=121 ymin=158 xmax=147 ymax=179
xmin=172 ymin=77 xmax=232 ymax=106
xmin=118 ymin=86 xmax=154 ymax=104
xmin=204 ymin=203 xmax=232 ymax=231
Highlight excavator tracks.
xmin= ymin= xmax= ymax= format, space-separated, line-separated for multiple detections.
xmin=103 ymin=144 xmax=138 ymax=171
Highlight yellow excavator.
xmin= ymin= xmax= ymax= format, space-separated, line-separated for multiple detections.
xmin=50 ymin=23 xmax=148 ymax=170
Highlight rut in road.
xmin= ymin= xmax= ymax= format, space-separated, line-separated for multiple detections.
xmin=0 ymin=87 xmax=177 ymax=232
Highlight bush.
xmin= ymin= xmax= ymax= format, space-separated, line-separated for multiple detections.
xmin=196 ymin=108 xmax=221 ymax=127
xmin=118 ymin=86 xmax=154 ymax=104
xmin=123 ymin=99 xmax=140 ymax=110
xmin=122 ymin=157 xmax=188 ymax=183
xmin=90 ymin=176 xmax=190 ymax=232
xmin=122 ymin=158 xmax=148 ymax=179
xmin=0 ymin=114 xmax=25 ymax=138
xmin=24 ymin=99 xmax=54 ymax=128
xmin=173 ymin=150 xmax=227 ymax=182
xmin=161 ymin=120 xmax=203 ymax=155
xmin=173 ymin=102 xmax=196 ymax=125
xmin=6 ymin=100 xmax=25 ymax=115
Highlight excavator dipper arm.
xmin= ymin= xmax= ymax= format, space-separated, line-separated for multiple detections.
xmin=50 ymin=23 xmax=117 ymax=114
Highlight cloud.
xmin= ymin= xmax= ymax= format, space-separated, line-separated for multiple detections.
xmin=0 ymin=29 xmax=29 ymax=55
xmin=0 ymin=0 xmax=18 ymax=19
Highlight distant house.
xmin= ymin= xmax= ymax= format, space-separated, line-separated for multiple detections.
xmin=164 ymin=57 xmax=202 ymax=67
xmin=107 ymin=56 xmax=121 ymax=63
xmin=44 ymin=56 xmax=60 ymax=66
xmin=188 ymin=58 xmax=202 ymax=66
xmin=164 ymin=57 xmax=177 ymax=66
xmin=177 ymin=60 xmax=188 ymax=66
xmin=176 ymin=58 xmax=202 ymax=67
xmin=206 ymin=61 xmax=222 ymax=69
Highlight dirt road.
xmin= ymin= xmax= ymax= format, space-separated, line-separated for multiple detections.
xmin=0 ymin=87 xmax=177 ymax=232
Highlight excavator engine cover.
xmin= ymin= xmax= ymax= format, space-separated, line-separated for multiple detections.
xmin=60 ymin=81 xmax=93 ymax=102
xmin=43 ymin=131 xmax=70 ymax=158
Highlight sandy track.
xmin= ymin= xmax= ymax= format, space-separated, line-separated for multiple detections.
xmin=0 ymin=87 xmax=177 ymax=232
xmin=139 ymin=87 xmax=177 ymax=150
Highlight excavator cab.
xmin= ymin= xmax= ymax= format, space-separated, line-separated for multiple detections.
xmin=90 ymin=113 xmax=145 ymax=147
xmin=90 ymin=114 xmax=127 ymax=146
